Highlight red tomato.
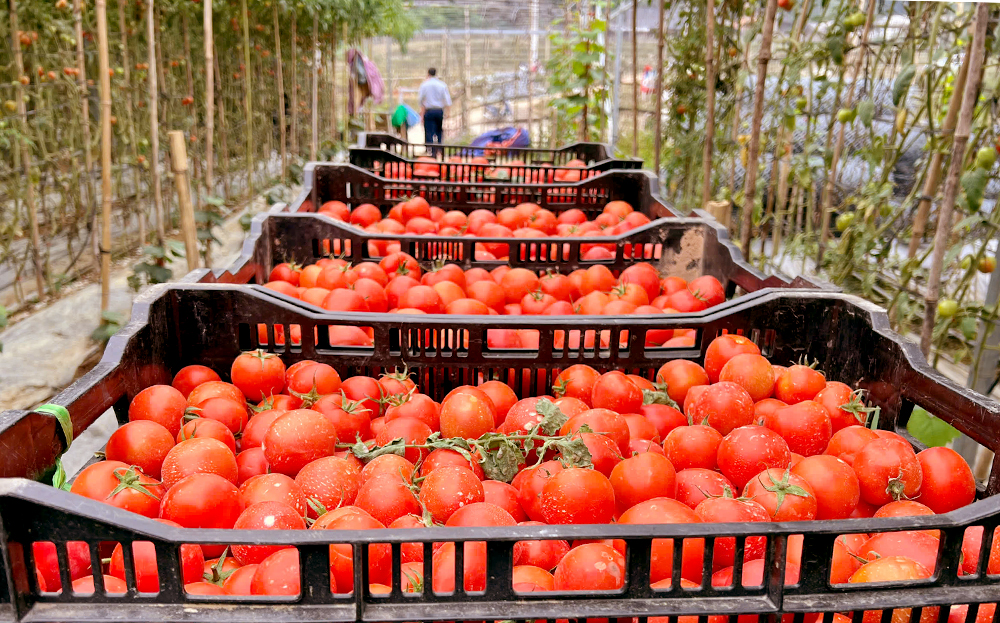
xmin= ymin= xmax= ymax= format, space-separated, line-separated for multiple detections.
xmin=704 ymin=334 xmax=761 ymax=383
xmin=418 ymin=466 xmax=485 ymax=523
xmin=482 ymin=480 xmax=526 ymax=522
xmin=717 ymin=425 xmax=791 ymax=490
xmin=790 ymin=455 xmax=860 ymax=520
xmin=105 ymin=420 xmax=175 ymax=479
xmin=774 ymin=365 xmax=827 ymax=404
xmin=354 ymin=472 xmax=422 ymax=526
xmin=108 ymin=523 xmax=204 ymax=591
xmin=294 ymin=455 xmax=362 ymax=518
xmin=161 ymin=437 xmax=238 ymax=489
xmin=618 ymin=497 xmax=705 ymax=584
xmin=655 ymin=360 xmax=709 ymax=404
xmin=825 ymin=425 xmax=879 ymax=461
xmin=160 ymin=473 xmax=242 ymax=529
xmin=763 ymin=400 xmax=832 ymax=456
xmin=172 ymin=365 xmax=221 ymax=398
xmin=236 ymin=447 xmax=269 ymax=484
xmin=251 ymin=549 xmax=303 ymax=595
xmin=70 ymin=461 xmax=164 ymax=518
xmin=440 ymin=392 xmax=495 ymax=438
xmin=129 ymin=384 xmax=187 ymax=436
xmin=516 ymin=460 xmax=565 ymax=522
xmin=610 ymin=452 xmax=677 ymax=515
xmin=196 ymin=397 xmax=249 ymax=435
xmin=239 ymin=473 xmax=307 ymax=516
xmin=71 ymin=575 xmax=128 ymax=594
xmin=561 ymin=408 xmax=630 ymax=454
xmin=553 ymin=364 xmax=600 ymax=406
xmin=853 ymin=438 xmax=922 ymax=506
xmin=695 ymin=496 xmax=770 ymax=570
xmin=232 ymin=501 xmax=306 ymax=565
xmin=477 ymin=380 xmax=518 ymax=426
xmin=553 ymin=543 xmax=625 ymax=591
xmin=540 ymin=467 xmax=615 ymax=524
xmin=176 ymin=418 xmax=237 ymax=452
xmin=687 ymin=381 xmax=755 ymax=435
xmin=591 ymin=371 xmax=643 ymax=413
xmin=664 ymin=425 xmax=723 ymax=471
xmin=419 ymin=448 xmax=484 ymax=480
xmin=513 ymin=520 xmax=571 ymax=570
xmin=849 ymin=556 xmax=935 ymax=623
xmin=262 ymin=409 xmax=339 ymax=477
xmin=719 ymin=353 xmax=775 ymax=402
xmin=742 ymin=468 xmax=818 ymax=521
xmin=916 ymin=446 xmax=975 ymax=514
xmin=231 ymin=350 xmax=286 ymax=402
xmin=640 ymin=403 xmax=688 ymax=441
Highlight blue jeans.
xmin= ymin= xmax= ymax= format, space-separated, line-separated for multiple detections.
xmin=423 ymin=108 xmax=444 ymax=149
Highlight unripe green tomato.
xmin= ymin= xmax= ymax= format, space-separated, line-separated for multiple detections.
xmin=795 ymin=97 xmax=808 ymax=110
xmin=975 ymin=147 xmax=996 ymax=170
xmin=837 ymin=108 xmax=856 ymax=123
xmin=961 ymin=256 xmax=973 ymax=270
xmin=937 ymin=299 xmax=959 ymax=318
xmin=836 ymin=212 xmax=854 ymax=232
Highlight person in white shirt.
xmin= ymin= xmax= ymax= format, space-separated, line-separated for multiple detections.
xmin=418 ymin=68 xmax=452 ymax=151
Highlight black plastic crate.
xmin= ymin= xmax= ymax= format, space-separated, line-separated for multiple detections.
xmin=357 ymin=132 xmax=637 ymax=167
xmin=348 ymin=148 xmax=641 ymax=184
xmin=0 ymin=284 xmax=998 ymax=622
xmin=283 ymin=164 xmax=678 ymax=220
xmin=204 ymin=211 xmax=822 ymax=297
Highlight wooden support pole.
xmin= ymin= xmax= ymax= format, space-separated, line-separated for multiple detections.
xmin=168 ymin=131 xmax=200 ymax=272
xmin=96 ymin=0 xmax=113 ymax=312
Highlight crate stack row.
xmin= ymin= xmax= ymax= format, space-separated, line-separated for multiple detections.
xmin=0 ymin=133 xmax=998 ymax=623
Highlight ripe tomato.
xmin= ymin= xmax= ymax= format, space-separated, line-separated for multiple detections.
xmin=687 ymin=381 xmax=754 ymax=435
xmin=561 ymin=409 xmax=630 ymax=454
xmin=704 ymin=335 xmax=760 ymax=383
xmin=610 ymin=453 xmax=677 ymax=515
xmin=516 ymin=460 xmax=565 ymax=522
xmin=664 ymin=425 xmax=723 ymax=471
xmin=129 ymin=384 xmax=187 ymax=436
xmin=859 ymin=530 xmax=940 ymax=574
xmin=71 ymin=575 xmax=128 ymax=594
xmin=313 ymin=507 xmax=391 ymax=592
xmin=578 ymin=432 xmax=624 ymax=476
xmin=849 ymin=556 xmax=935 ymax=623
xmin=655 ymin=360 xmax=710 ymax=405
xmin=513 ymin=520 xmax=571 ymax=570
xmin=232 ymin=501 xmax=306 ymax=565
xmin=32 ymin=541 xmax=92 ymax=591
xmin=688 ymin=276 xmax=725 ymax=307
xmin=853 ymin=438 xmax=922 ymax=506
xmin=240 ymin=409 xmax=285 ymax=450
xmin=105 ymin=420 xmax=175 ymax=479
xmin=172 ymin=365 xmax=221 ymax=398
xmin=540 ymin=468 xmax=615 ymax=524
xmin=916 ymin=446 xmax=975 ymax=514
xmin=500 ymin=268 xmax=541 ymax=304
xmin=262 ymin=409 xmax=339 ymax=477
xmin=814 ymin=381 xmax=867 ymax=430
xmin=195 ymin=397 xmax=249 ymax=436
xmin=415 ymin=463 xmax=484 ymax=524
xmin=375 ymin=417 xmax=432 ymax=464
xmin=379 ymin=252 xmax=421 ymax=279
xmin=553 ymin=364 xmax=600 ymax=406
xmin=294 ymin=455 xmax=362 ymax=518
xmin=239 ymin=473 xmax=307 ymax=516
xmin=774 ymin=365 xmax=827 ymax=404
xmin=361 ymin=454 xmax=415 ymax=484
xmin=579 ymin=265 xmax=616 ymax=295
xmin=231 ymin=350 xmax=286 ymax=402
xmin=70 ymin=461 xmax=165 ymax=518
xmin=354 ymin=472 xmax=421 ymax=526
xmin=478 ymin=380 xmax=518 ymax=426
xmin=269 ymin=262 xmax=301 ymax=285
xmin=763 ymin=400 xmax=832 ymax=456
xmin=790 ymin=455 xmax=860 ymax=520
xmin=717 ymin=425 xmax=791 ymax=490
xmin=313 ymin=394 xmax=372 ymax=442
xmin=618 ymin=497 xmax=705 ymax=583
xmin=695 ymin=496 xmax=770 ymax=571
xmin=420 ymin=448 xmax=485 ymax=480
xmin=187 ymin=381 xmax=247 ymax=409
xmin=719 ymin=354 xmax=775 ymax=402
xmin=286 ymin=362 xmax=342 ymax=398
xmin=553 ymin=543 xmax=625 ymax=591
xmin=743 ymin=468 xmax=817 ymax=521
xmin=251 ymin=548 xmax=302 ymax=595
xmin=176 ymin=418 xmax=236 ymax=452
xmin=236 ymin=447 xmax=269 ymax=484
xmin=620 ymin=264 xmax=662 ymax=302
xmin=440 ymin=392 xmax=495 ymax=439
xmin=592 ymin=371 xmax=643 ymax=413
xmin=108 ymin=522 xmax=204 ymax=592
xmin=482 ymin=480 xmax=526 ymax=522
xmin=161 ymin=437 xmax=238 ymax=489
xmin=825 ymin=425 xmax=878 ymax=462
xmin=160 ymin=473 xmax=242 ymax=529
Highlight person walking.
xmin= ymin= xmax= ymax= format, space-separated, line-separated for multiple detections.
xmin=418 ymin=67 xmax=451 ymax=153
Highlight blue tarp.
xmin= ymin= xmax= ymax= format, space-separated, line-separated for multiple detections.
xmin=467 ymin=127 xmax=531 ymax=155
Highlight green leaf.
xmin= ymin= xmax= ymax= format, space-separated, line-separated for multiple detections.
xmin=0 ymin=304 xmax=7 ymax=330
xmin=960 ymin=316 xmax=979 ymax=341
xmin=961 ymin=168 xmax=988 ymax=212
xmin=907 ymin=407 xmax=960 ymax=447
xmin=203 ymin=194 xmax=225 ymax=207
xmin=857 ymin=100 xmax=875 ymax=128
xmin=534 ymin=399 xmax=568 ymax=436
xmin=892 ymin=64 xmax=916 ymax=107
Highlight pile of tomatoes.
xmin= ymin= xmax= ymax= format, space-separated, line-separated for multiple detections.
xmin=378 ymin=156 xmax=595 ymax=183
xmin=296 ymin=196 xmax=657 ymax=262
xmin=46 ymin=333 xmax=990 ymax=623
xmin=263 ymin=255 xmax=723 ymax=348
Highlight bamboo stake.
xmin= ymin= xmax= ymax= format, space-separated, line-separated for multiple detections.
xmin=214 ymin=52 xmax=230 ymax=201
xmin=168 ymin=131 xmax=200 ymax=272
xmin=290 ymin=16 xmax=298 ymax=158
xmin=463 ymin=7 xmax=471 ymax=131
xmin=240 ymin=0 xmax=253 ymax=195
xmin=274 ymin=2 xmax=287 ymax=181
xmin=342 ymin=24 xmax=349 ymax=143
xmin=908 ymin=51 xmax=970 ymax=259
xmin=817 ymin=0 xmax=876 ymax=264
xmin=701 ymin=0 xmax=716 ymax=207
xmin=182 ymin=12 xmax=195 ymax=100
xmin=154 ymin=6 xmax=166 ymax=128
xmin=204 ymin=0 xmax=214 ymax=194
xmin=118 ymin=0 xmax=143 ymax=245
xmin=920 ymin=3 xmax=988 ymax=357
xmin=310 ymin=13 xmax=319 ymax=160
xmin=10 ymin=0 xmax=46 ymax=301
xmin=96 ymin=0 xmax=112 ymax=313
xmin=631 ymin=0 xmax=637 ymax=157
xmin=74 ymin=0 xmax=96 ymax=247
xmin=148 ymin=0 xmax=165 ymax=243
xmin=652 ymin=0 xmax=665 ymax=176
xmin=738 ymin=0 xmax=778 ymax=253
xmin=331 ymin=30 xmax=338 ymax=141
